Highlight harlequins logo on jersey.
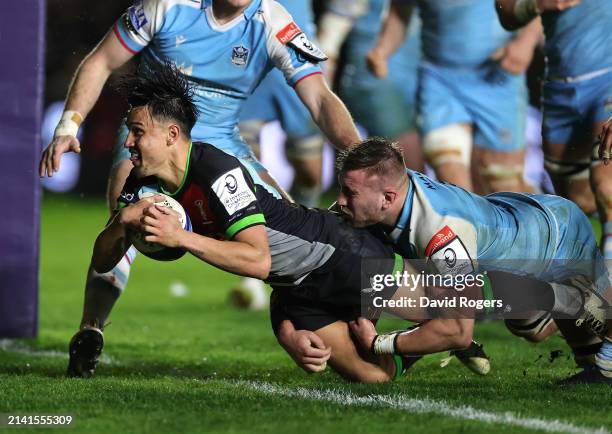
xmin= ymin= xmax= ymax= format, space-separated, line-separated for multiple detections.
xmin=231 ymin=45 xmax=249 ymax=66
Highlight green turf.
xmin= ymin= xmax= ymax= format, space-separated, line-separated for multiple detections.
xmin=0 ymin=194 xmax=610 ymax=434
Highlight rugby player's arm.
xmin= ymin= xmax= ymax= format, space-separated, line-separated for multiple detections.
xmin=40 ymin=30 xmax=134 ymax=177
xmin=91 ymin=198 xmax=152 ymax=273
xmin=277 ymin=320 xmax=332 ymax=373
xmin=350 ymin=317 xmax=474 ymax=355
xmin=294 ymin=74 xmax=361 ymax=150
xmin=64 ymin=30 xmax=134 ymax=122
xmin=178 ymin=225 xmax=272 ymax=280
xmin=366 ymin=0 xmax=414 ymax=78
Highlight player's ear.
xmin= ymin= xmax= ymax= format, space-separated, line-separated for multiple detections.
xmin=167 ymin=123 xmax=180 ymax=145
xmin=382 ymin=190 xmax=397 ymax=209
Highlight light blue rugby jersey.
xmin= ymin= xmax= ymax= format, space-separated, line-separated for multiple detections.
xmin=397 ymin=0 xmax=512 ymax=68
xmin=541 ymin=0 xmax=612 ymax=78
xmin=113 ymin=0 xmax=322 ymax=142
xmin=389 ymin=170 xmax=570 ymax=279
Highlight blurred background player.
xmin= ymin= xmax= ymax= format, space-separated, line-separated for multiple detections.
xmin=367 ymin=0 xmax=541 ymax=194
xmin=239 ymin=0 xmax=325 ymax=209
xmin=334 ymin=0 xmax=424 ymax=171
xmin=39 ymin=0 xmax=362 ymax=374
xmin=496 ymin=0 xmax=612 ymax=262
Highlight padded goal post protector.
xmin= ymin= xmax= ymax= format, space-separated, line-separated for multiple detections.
xmin=0 ymin=0 xmax=45 ymax=337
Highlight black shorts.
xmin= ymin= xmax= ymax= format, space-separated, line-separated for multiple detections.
xmin=269 ymin=225 xmax=403 ymax=334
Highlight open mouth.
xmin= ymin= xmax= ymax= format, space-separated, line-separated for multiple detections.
xmin=129 ymin=148 xmax=141 ymax=165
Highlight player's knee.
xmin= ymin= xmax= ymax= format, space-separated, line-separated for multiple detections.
xmin=345 ymin=368 xmax=392 ymax=384
xmin=479 ymin=163 xmax=524 ymax=193
xmin=423 ymin=124 xmax=472 ymax=169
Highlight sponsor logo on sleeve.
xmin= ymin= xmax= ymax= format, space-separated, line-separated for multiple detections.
xmin=211 ymin=168 xmax=257 ymax=215
xmin=276 ymin=22 xmax=301 ymax=44
xmin=287 ymin=32 xmax=327 ymax=62
xmin=424 ymin=225 xmax=456 ymax=257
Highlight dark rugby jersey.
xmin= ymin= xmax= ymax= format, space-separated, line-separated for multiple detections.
xmin=117 ymin=141 xmax=395 ymax=287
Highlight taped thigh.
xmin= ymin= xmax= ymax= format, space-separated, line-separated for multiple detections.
xmin=285 ymin=134 xmax=324 ymax=160
xmin=423 ymin=124 xmax=472 ymax=167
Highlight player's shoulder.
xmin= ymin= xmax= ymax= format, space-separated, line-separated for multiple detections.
xmin=189 ymin=142 xmax=245 ymax=179
xmin=257 ymin=0 xmax=297 ymax=35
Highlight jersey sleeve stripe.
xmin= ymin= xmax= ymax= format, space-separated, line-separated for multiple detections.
xmin=113 ymin=22 xmax=142 ymax=54
xmin=226 ymin=213 xmax=266 ymax=238
xmin=291 ymin=70 xmax=322 ymax=87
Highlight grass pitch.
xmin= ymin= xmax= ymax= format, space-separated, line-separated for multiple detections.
xmin=0 ymin=194 xmax=610 ymax=434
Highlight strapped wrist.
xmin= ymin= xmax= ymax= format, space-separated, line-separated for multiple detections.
xmin=54 ymin=110 xmax=83 ymax=138
xmin=371 ymin=332 xmax=400 ymax=355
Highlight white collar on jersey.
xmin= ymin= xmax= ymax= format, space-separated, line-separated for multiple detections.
xmin=389 ymin=176 xmax=414 ymax=243
xmin=202 ymin=0 xmax=260 ymax=21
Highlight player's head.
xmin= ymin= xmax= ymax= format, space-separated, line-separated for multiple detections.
xmin=336 ymin=138 xmax=408 ymax=227
xmin=118 ymin=63 xmax=199 ymax=177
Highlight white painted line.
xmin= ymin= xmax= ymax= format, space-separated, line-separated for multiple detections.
xmin=225 ymin=380 xmax=610 ymax=434
xmin=0 ymin=339 xmax=119 ymax=365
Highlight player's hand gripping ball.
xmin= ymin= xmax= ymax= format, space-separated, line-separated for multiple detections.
xmin=129 ymin=192 xmax=192 ymax=261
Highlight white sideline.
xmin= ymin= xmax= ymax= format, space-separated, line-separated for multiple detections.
xmin=225 ymin=380 xmax=610 ymax=434
xmin=0 ymin=339 xmax=119 ymax=365
xmin=0 ymin=341 xmax=607 ymax=434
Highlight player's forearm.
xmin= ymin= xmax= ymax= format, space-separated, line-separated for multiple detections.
xmin=92 ymin=214 xmax=129 ymax=274
xmin=394 ymin=319 xmax=474 ymax=355
xmin=515 ymin=15 xmax=543 ymax=47
xmin=372 ymin=1 xmax=413 ymax=59
xmin=178 ymin=231 xmax=271 ymax=280
xmin=314 ymin=90 xmax=361 ymax=150
xmin=64 ymin=51 xmax=115 ymax=119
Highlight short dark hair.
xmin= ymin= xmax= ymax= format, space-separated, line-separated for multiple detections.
xmin=337 ymin=137 xmax=406 ymax=176
xmin=117 ymin=62 xmax=199 ymax=138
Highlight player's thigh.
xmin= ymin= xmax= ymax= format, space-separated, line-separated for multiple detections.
xmin=417 ymin=63 xmax=471 ymax=141
xmin=467 ymin=72 xmax=528 ymax=162
xmin=314 ymin=321 xmax=394 ymax=383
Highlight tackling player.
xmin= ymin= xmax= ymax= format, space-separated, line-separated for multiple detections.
xmin=495 ymin=0 xmax=612 ymax=263
xmin=40 ymin=0 xmax=362 ymax=375
xmin=367 ymin=0 xmax=540 ymax=194
xmin=336 ymin=138 xmax=611 ymax=384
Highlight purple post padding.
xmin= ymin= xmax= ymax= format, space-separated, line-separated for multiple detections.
xmin=0 ymin=0 xmax=45 ymax=337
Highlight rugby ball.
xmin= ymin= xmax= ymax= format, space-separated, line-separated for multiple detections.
xmin=129 ymin=192 xmax=192 ymax=261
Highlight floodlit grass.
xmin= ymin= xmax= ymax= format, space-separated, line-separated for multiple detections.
xmin=0 ymin=194 xmax=610 ymax=434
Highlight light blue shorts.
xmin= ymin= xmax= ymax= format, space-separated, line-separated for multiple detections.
xmin=418 ymin=61 xmax=528 ymax=152
xmin=542 ymin=68 xmax=612 ymax=145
